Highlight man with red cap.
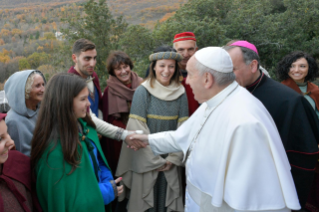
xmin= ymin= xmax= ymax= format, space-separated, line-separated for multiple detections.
xmin=173 ymin=32 xmax=200 ymax=116
xmin=223 ymin=41 xmax=319 ymax=210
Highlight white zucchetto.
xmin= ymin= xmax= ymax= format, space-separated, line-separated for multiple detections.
xmin=194 ymin=47 xmax=233 ymax=73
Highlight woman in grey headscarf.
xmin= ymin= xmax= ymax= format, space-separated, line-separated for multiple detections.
xmin=4 ymin=70 xmax=45 ymax=156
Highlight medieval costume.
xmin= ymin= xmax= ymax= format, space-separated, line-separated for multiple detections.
xmin=281 ymin=78 xmax=319 ymax=212
xmin=35 ymin=118 xmax=116 ymax=212
xmin=101 ymin=72 xmax=142 ymax=175
xmin=0 ymin=150 xmax=42 ymax=212
xmin=246 ymin=71 xmax=319 ymax=208
xmin=116 ymin=78 xmax=188 ymax=212
xmin=146 ymin=47 xmax=301 ymax=212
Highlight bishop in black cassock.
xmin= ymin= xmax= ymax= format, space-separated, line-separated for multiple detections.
xmin=246 ymin=71 xmax=319 ymax=207
xmin=225 ymin=41 xmax=319 ymax=209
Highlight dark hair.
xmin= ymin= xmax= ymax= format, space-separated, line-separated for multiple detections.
xmin=276 ymin=51 xmax=319 ymax=82
xmin=147 ymin=45 xmax=181 ymax=87
xmin=223 ymin=45 xmax=260 ymax=70
xmin=30 ymin=73 xmax=95 ymax=177
xmin=72 ymin=38 xmax=96 ymax=56
xmin=224 ymin=39 xmax=240 ymax=47
xmin=106 ymin=51 xmax=134 ymax=76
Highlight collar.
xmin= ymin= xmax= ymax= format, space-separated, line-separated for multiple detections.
xmin=246 ymin=70 xmax=265 ymax=93
xmin=206 ymin=81 xmax=238 ymax=109
xmin=296 ymin=81 xmax=308 ymax=87
xmin=246 ymin=70 xmax=263 ymax=89
xmin=142 ymin=79 xmax=185 ymax=101
xmin=78 ymin=118 xmax=88 ymax=133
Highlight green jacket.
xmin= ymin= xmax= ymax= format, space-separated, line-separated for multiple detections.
xmin=35 ymin=119 xmax=112 ymax=212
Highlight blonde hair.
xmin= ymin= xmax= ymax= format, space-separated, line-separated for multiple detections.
xmin=25 ymin=71 xmax=44 ymax=99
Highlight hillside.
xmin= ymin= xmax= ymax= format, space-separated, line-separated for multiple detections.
xmin=0 ymin=0 xmax=187 ymax=89
xmin=108 ymin=0 xmax=187 ymax=25
xmin=0 ymin=0 xmax=187 ymax=25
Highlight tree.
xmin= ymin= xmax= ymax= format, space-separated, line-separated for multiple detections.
xmin=118 ymin=25 xmax=154 ymax=76
xmin=0 ymin=55 xmax=10 ymax=63
xmin=35 ymin=31 xmax=40 ymax=39
xmin=37 ymin=46 xmax=44 ymax=52
xmin=42 ymin=32 xmax=56 ymax=40
xmin=146 ymin=0 xmax=319 ymax=78
xmin=37 ymin=64 xmax=57 ymax=81
xmin=27 ymin=52 xmax=50 ymax=69
xmin=18 ymin=57 xmax=31 ymax=70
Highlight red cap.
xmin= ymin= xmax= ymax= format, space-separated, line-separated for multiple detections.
xmin=173 ymin=32 xmax=196 ymax=43
xmin=0 ymin=113 xmax=6 ymax=121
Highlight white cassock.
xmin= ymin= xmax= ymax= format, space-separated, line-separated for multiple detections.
xmin=148 ymin=81 xmax=301 ymax=212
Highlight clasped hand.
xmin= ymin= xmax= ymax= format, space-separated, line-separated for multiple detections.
xmin=124 ymin=133 xmax=149 ymax=151
xmin=156 ymin=161 xmax=173 ymax=172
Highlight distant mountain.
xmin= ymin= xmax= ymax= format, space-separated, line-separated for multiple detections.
xmin=0 ymin=0 xmax=187 ymax=26
xmin=0 ymin=0 xmax=76 ymax=8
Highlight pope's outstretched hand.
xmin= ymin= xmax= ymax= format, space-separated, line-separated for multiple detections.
xmin=124 ymin=134 xmax=149 ymax=151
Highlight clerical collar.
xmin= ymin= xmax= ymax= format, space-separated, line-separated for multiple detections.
xmin=206 ymin=81 xmax=238 ymax=109
xmin=246 ymin=70 xmax=264 ymax=93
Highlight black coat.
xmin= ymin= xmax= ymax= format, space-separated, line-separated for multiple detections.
xmin=247 ymin=74 xmax=319 ymax=209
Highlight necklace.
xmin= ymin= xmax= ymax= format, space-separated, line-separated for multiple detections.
xmin=250 ymin=73 xmax=264 ymax=94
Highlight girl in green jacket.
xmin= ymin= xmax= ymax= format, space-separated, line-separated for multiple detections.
xmin=31 ymin=73 xmax=123 ymax=212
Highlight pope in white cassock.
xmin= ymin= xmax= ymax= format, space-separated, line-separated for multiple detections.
xmin=128 ymin=47 xmax=301 ymax=212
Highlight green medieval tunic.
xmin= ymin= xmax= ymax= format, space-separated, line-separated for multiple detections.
xmin=35 ymin=119 xmax=112 ymax=212
xmin=116 ymin=79 xmax=189 ymax=212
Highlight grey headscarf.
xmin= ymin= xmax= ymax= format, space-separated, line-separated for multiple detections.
xmin=4 ymin=70 xmax=45 ymax=156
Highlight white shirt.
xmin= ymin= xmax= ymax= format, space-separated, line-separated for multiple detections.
xmin=148 ymin=81 xmax=300 ymax=212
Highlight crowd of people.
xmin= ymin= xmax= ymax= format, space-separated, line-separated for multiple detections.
xmin=0 ymin=31 xmax=318 ymax=212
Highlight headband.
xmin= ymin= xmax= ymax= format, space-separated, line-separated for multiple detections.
xmin=149 ymin=52 xmax=183 ymax=62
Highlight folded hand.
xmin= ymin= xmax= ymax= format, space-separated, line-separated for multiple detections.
xmin=156 ymin=161 xmax=173 ymax=172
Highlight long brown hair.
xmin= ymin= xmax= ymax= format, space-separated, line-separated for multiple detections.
xmin=30 ymin=73 xmax=95 ymax=176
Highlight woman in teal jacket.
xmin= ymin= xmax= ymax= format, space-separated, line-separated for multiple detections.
xmin=30 ymin=73 xmax=123 ymax=212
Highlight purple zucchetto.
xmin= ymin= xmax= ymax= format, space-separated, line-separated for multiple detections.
xmin=230 ymin=41 xmax=258 ymax=55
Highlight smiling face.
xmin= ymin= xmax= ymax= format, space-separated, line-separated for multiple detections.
xmin=72 ymin=49 xmax=97 ymax=78
xmin=288 ymin=57 xmax=309 ymax=83
xmin=28 ymin=74 xmax=45 ymax=104
xmin=113 ymin=63 xmax=132 ymax=85
xmin=73 ymin=87 xmax=90 ymax=119
xmin=154 ymin=59 xmax=176 ymax=86
xmin=0 ymin=120 xmax=14 ymax=164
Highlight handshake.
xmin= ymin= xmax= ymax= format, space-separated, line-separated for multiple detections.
xmin=123 ymin=130 xmax=149 ymax=151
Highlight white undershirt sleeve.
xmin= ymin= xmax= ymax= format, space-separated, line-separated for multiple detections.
xmin=90 ymin=109 xmax=126 ymax=141
xmin=148 ymin=131 xmax=181 ymax=155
